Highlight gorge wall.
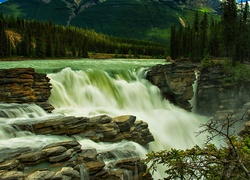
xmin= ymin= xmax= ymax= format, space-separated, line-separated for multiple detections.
xmin=197 ymin=65 xmax=250 ymax=117
xmin=146 ymin=62 xmax=250 ymax=120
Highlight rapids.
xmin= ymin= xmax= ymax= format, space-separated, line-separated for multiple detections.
xmin=48 ymin=67 xmax=207 ymax=150
xmin=0 ymin=59 xmax=208 ymax=179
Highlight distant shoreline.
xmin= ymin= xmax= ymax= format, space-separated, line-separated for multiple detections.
xmin=0 ymin=53 xmax=160 ymax=62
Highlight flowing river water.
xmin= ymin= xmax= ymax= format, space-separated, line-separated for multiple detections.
xmin=0 ymin=59 xmax=208 ymax=179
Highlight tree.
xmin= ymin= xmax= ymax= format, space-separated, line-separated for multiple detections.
xmin=144 ymin=112 xmax=250 ymax=179
xmin=221 ymin=0 xmax=238 ymax=60
xmin=170 ymin=25 xmax=178 ymax=59
xmin=0 ymin=16 xmax=8 ymax=58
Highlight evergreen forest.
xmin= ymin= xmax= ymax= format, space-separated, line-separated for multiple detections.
xmin=170 ymin=0 xmax=250 ymax=63
xmin=0 ymin=14 xmax=166 ymax=59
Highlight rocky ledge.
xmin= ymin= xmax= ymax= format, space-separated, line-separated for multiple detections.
xmin=0 ymin=68 xmax=53 ymax=112
xmin=147 ymin=62 xmax=250 ymax=118
xmin=0 ymin=68 xmax=154 ymax=179
xmin=11 ymin=114 xmax=154 ymax=146
xmin=0 ymin=140 xmax=152 ymax=180
xmin=0 ymin=114 xmax=154 ymax=179
xmin=146 ymin=61 xmax=198 ymax=110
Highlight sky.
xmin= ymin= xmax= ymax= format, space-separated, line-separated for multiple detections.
xmin=237 ymin=0 xmax=250 ymax=2
xmin=0 ymin=0 xmax=7 ymax=3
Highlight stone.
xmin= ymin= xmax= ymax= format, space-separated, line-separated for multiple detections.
xmin=0 ymin=68 xmax=54 ymax=112
xmin=0 ymin=170 xmax=26 ymax=180
xmin=18 ymin=151 xmax=47 ymax=164
xmin=239 ymin=121 xmax=250 ymax=137
xmin=60 ymin=167 xmax=80 ymax=178
xmin=26 ymin=170 xmax=55 ymax=180
xmin=49 ymin=149 xmax=75 ymax=163
xmin=113 ymin=115 xmax=136 ymax=132
xmin=0 ymin=159 xmax=21 ymax=171
xmin=146 ymin=62 xmax=197 ymax=110
xmin=42 ymin=146 xmax=67 ymax=156
xmin=12 ymin=115 xmax=154 ymax=146
xmin=196 ymin=64 xmax=250 ymax=116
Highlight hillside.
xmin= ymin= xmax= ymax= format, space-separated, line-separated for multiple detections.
xmin=0 ymin=0 xmax=220 ymax=44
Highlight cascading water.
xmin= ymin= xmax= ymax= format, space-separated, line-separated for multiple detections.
xmin=0 ymin=103 xmax=71 ymax=149
xmin=189 ymin=70 xmax=199 ymax=113
xmin=48 ymin=68 xmax=207 ymax=150
xmin=0 ymin=59 xmax=209 ymax=179
xmin=47 ymin=67 xmax=208 ymax=178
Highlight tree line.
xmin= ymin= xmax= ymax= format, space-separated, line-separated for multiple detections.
xmin=170 ymin=0 xmax=250 ymax=63
xmin=0 ymin=14 xmax=166 ymax=59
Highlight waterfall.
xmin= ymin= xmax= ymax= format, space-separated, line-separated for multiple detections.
xmin=0 ymin=63 xmax=208 ymax=179
xmin=47 ymin=67 xmax=208 ymax=178
xmin=189 ymin=70 xmax=199 ymax=113
xmin=0 ymin=103 xmax=71 ymax=149
xmin=48 ymin=68 xmax=208 ymax=150
xmin=0 ymin=103 xmax=48 ymax=119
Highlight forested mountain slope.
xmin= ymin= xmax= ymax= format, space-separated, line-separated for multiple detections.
xmin=0 ymin=0 xmax=220 ymax=44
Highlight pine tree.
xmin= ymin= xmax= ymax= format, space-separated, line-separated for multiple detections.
xmin=200 ymin=13 xmax=209 ymax=58
xmin=170 ymin=25 xmax=177 ymax=59
xmin=221 ymin=0 xmax=238 ymax=61
xmin=0 ymin=17 xmax=8 ymax=58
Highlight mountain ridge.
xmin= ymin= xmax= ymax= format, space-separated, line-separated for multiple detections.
xmin=0 ymin=0 xmax=220 ymax=44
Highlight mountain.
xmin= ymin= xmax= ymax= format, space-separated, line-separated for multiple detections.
xmin=0 ymin=0 xmax=220 ymax=44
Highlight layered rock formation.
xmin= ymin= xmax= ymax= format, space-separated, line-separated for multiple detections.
xmin=146 ymin=62 xmax=250 ymax=119
xmin=12 ymin=114 xmax=154 ymax=146
xmin=146 ymin=61 xmax=197 ymax=110
xmin=0 ymin=68 xmax=155 ymax=179
xmin=0 ymin=68 xmax=53 ymax=112
xmin=197 ymin=64 xmax=250 ymax=117
xmin=0 ymin=140 xmax=152 ymax=180
xmin=0 ymin=114 xmax=154 ymax=179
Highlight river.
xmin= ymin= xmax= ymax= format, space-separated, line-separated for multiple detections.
xmin=0 ymin=59 xmax=208 ymax=179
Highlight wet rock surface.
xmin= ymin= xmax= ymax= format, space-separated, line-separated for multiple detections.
xmin=0 ymin=68 xmax=53 ymax=112
xmin=11 ymin=115 xmax=154 ymax=146
xmin=0 ymin=140 xmax=152 ymax=180
xmin=197 ymin=64 xmax=250 ymax=116
xmin=146 ymin=61 xmax=197 ymax=111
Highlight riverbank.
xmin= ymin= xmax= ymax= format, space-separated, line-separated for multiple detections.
xmin=0 ymin=53 xmax=161 ymax=62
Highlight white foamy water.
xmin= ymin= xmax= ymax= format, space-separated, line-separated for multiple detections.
xmin=48 ymin=67 xmax=207 ymax=151
xmin=0 ymin=59 xmax=207 ymax=179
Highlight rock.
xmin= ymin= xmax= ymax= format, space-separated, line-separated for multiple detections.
xmin=12 ymin=115 xmax=154 ymax=146
xmin=239 ymin=121 xmax=250 ymax=137
xmin=26 ymin=170 xmax=55 ymax=180
xmin=42 ymin=146 xmax=67 ymax=157
xmin=0 ymin=68 xmax=53 ymax=112
xmin=0 ymin=170 xmax=26 ymax=180
xmin=18 ymin=151 xmax=47 ymax=165
xmin=49 ymin=149 xmax=75 ymax=163
xmin=113 ymin=115 xmax=136 ymax=132
xmin=197 ymin=64 xmax=250 ymax=116
xmin=0 ymin=133 xmax=152 ymax=180
xmin=59 ymin=167 xmax=80 ymax=178
xmin=0 ymin=159 xmax=22 ymax=171
xmin=146 ymin=62 xmax=197 ymax=110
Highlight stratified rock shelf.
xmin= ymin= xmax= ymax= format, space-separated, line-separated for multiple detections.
xmin=0 ymin=68 xmax=53 ymax=112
